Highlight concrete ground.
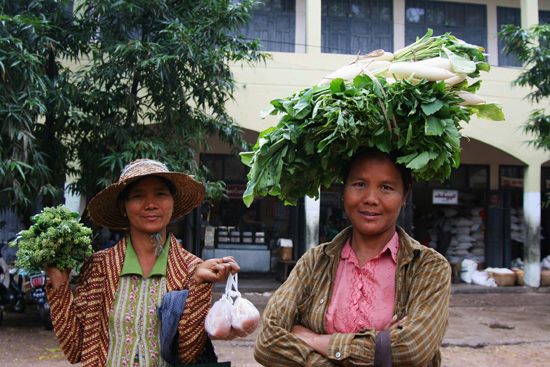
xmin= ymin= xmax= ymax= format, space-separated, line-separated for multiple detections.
xmin=0 ymin=275 xmax=549 ymax=366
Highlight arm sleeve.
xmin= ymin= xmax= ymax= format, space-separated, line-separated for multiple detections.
xmin=177 ymin=258 xmax=214 ymax=364
xmin=327 ymin=255 xmax=451 ymax=367
xmin=46 ymin=258 xmax=95 ymax=364
xmin=254 ymin=252 xmax=339 ymax=367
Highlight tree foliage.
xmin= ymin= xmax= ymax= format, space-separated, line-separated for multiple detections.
xmin=0 ymin=0 xmax=76 ymax=217
xmin=1 ymin=0 xmax=267 ymax=219
xmin=499 ymin=24 xmax=550 ymax=151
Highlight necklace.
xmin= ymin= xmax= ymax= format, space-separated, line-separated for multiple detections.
xmin=149 ymin=231 xmax=167 ymax=255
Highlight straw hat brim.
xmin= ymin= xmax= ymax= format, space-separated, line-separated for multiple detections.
xmin=87 ymin=172 xmax=205 ymax=230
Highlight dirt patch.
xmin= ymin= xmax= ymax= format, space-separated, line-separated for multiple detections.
xmin=441 ymin=342 xmax=550 ymax=367
xmin=2 ymin=291 xmax=550 ymax=366
xmin=0 ymin=307 xmax=69 ymax=366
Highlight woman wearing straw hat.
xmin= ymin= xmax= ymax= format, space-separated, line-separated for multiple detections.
xmin=44 ymin=159 xmax=239 ymax=366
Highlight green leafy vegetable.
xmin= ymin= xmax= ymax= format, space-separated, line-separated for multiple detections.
xmin=10 ymin=205 xmax=93 ymax=274
xmin=241 ymin=30 xmax=505 ymax=206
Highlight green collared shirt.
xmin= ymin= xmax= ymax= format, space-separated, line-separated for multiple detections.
xmin=120 ymin=236 xmax=170 ymax=278
xmin=107 ymin=236 xmax=171 ymax=367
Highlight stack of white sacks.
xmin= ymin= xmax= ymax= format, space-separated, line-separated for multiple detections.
xmin=510 ymin=207 xmax=525 ymax=243
xmin=428 ymin=201 xmax=535 ymax=263
xmin=428 ymin=206 xmax=486 ymax=263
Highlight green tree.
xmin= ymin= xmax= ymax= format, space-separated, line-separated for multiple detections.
xmin=1 ymin=0 xmax=267 ymax=222
xmin=499 ymin=24 xmax=550 ymax=151
xmin=0 ymin=0 xmax=82 ymax=225
xmin=68 ymin=0 xmax=267 ymax=203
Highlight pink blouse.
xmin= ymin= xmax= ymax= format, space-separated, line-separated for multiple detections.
xmin=326 ymin=233 xmax=399 ymax=333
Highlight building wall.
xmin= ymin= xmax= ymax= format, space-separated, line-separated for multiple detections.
xmin=227 ymin=0 xmax=550 ymax=173
xmin=224 ymin=0 xmax=550 ymax=281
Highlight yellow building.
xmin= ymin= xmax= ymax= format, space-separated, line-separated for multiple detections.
xmin=200 ymin=0 xmax=550 ymax=286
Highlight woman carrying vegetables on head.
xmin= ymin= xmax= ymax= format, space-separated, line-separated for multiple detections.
xmin=254 ymin=148 xmax=451 ymax=366
xmin=44 ymin=159 xmax=240 ymax=366
xmin=250 ymin=31 xmax=504 ymax=367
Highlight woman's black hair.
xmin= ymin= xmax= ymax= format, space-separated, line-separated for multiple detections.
xmin=118 ymin=175 xmax=177 ymax=202
xmin=341 ymin=148 xmax=413 ymax=191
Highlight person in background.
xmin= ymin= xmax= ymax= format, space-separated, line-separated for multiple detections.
xmin=44 ymin=159 xmax=239 ymax=366
xmin=255 ymin=148 xmax=451 ymax=366
xmin=433 ymin=210 xmax=452 ymax=258
xmin=238 ymin=208 xmax=262 ymax=232
xmin=338 ymin=218 xmax=348 ymax=232
xmin=326 ymin=217 xmax=339 ymax=242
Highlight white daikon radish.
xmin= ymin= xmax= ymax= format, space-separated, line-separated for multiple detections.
xmin=414 ymin=57 xmax=453 ymax=72
xmin=323 ymin=63 xmax=362 ymax=81
xmin=388 ymin=62 xmax=455 ymax=81
xmin=356 ymin=60 xmax=391 ymax=71
xmin=456 ymin=91 xmax=486 ymax=105
xmin=357 ymin=50 xmax=394 ymax=62
xmin=445 ymin=73 xmax=467 ymax=87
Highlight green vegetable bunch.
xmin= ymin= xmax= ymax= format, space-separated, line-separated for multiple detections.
xmin=241 ymin=30 xmax=504 ymax=207
xmin=10 ymin=205 xmax=93 ymax=274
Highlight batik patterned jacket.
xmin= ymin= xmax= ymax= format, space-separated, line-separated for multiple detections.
xmin=46 ymin=234 xmax=212 ymax=366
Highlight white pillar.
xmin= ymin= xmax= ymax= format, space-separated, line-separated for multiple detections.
xmin=64 ymin=183 xmax=85 ymax=217
xmin=520 ymin=0 xmax=539 ymax=29
xmin=523 ymin=165 xmax=541 ymax=287
xmin=393 ymin=0 xmax=406 ymax=52
xmin=295 ymin=0 xmax=307 ymax=53
xmin=519 ymin=0 xmax=540 ymax=287
xmin=305 ymin=0 xmax=322 ymax=54
xmin=305 ymin=195 xmax=320 ymax=252
xmin=486 ymin=4 xmax=499 ymax=66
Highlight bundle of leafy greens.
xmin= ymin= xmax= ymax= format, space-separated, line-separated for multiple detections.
xmin=10 ymin=205 xmax=93 ymax=274
xmin=240 ymin=30 xmax=504 ymax=206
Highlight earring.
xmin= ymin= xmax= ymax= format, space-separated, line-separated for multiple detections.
xmin=402 ymin=203 xmax=406 ymax=209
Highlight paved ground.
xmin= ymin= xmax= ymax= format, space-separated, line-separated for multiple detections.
xmin=1 ymin=277 xmax=549 ymax=366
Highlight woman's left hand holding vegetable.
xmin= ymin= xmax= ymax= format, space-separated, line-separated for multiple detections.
xmin=44 ymin=266 xmax=72 ymax=290
xmin=194 ymin=256 xmax=240 ymax=284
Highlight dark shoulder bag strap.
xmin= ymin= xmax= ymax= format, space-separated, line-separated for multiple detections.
xmin=374 ymin=331 xmax=392 ymax=367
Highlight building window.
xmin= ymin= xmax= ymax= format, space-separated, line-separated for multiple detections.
xmin=540 ymin=10 xmax=550 ymax=25
xmin=236 ymin=0 xmax=296 ymax=53
xmin=201 ymin=154 xmax=248 ymax=183
xmin=497 ymin=8 xmax=550 ymax=67
xmin=405 ymin=0 xmax=487 ymax=55
xmin=499 ymin=165 xmax=524 ymax=190
xmin=321 ymin=0 xmax=393 ymax=55
xmin=413 ymin=164 xmax=489 ymax=190
xmin=497 ymin=7 xmax=521 ymax=67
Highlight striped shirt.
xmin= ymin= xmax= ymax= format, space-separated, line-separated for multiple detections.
xmin=254 ymin=226 xmax=451 ymax=367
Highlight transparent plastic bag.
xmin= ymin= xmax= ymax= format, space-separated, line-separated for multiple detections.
xmin=204 ymin=294 xmax=234 ymax=340
xmin=205 ymin=273 xmax=260 ymax=339
xmin=230 ymin=276 xmax=260 ymax=336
